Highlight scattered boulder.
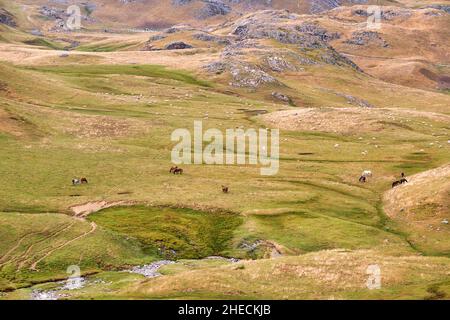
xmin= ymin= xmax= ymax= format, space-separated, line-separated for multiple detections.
xmin=30 ymin=29 xmax=43 ymax=36
xmin=272 ymin=92 xmax=294 ymax=105
xmin=148 ymin=34 xmax=167 ymax=42
xmin=164 ymin=41 xmax=193 ymax=50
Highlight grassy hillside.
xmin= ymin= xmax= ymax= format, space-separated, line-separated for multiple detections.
xmin=0 ymin=1 xmax=449 ymax=300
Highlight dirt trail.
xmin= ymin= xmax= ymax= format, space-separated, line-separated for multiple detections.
xmin=0 ymin=228 xmax=50 ymax=266
xmin=70 ymin=200 xmax=129 ymax=218
xmin=30 ymin=222 xmax=97 ymax=271
xmin=17 ymin=222 xmax=76 ymax=271
xmin=24 ymin=201 xmax=130 ymax=270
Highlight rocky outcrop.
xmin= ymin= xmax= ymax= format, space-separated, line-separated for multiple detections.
xmin=296 ymin=23 xmax=341 ymax=42
xmin=352 ymin=7 xmax=411 ymax=20
xmin=337 ymin=93 xmax=374 ymax=108
xmin=232 ymin=23 xmax=329 ymax=49
xmin=271 ymin=91 xmax=294 ymax=104
xmin=265 ymin=55 xmax=297 ymax=72
xmin=39 ymin=6 xmax=66 ymax=20
xmin=165 ymin=41 xmax=193 ymax=49
xmin=197 ymin=0 xmax=231 ymax=19
xmin=201 ymin=10 xmax=363 ymax=88
xmin=172 ymin=0 xmax=194 ymax=6
xmin=204 ymin=61 xmax=227 ymax=74
xmin=193 ymin=32 xmax=231 ymax=45
xmin=381 ymin=8 xmax=412 ymax=20
xmin=205 ymin=59 xmax=279 ymax=88
xmin=310 ymin=0 xmax=342 ymax=14
xmin=345 ymin=31 xmax=389 ymax=48
xmin=199 ymin=10 xmax=364 ymax=89
xmin=310 ymin=0 xmax=368 ymax=14
xmin=39 ymin=5 xmax=92 ymax=31
xmin=229 ymin=15 xmax=343 ymax=51
xmin=426 ymin=5 xmax=450 ymax=13
xmin=0 ymin=9 xmax=16 ymax=27
xmin=228 ymin=61 xmax=278 ymax=88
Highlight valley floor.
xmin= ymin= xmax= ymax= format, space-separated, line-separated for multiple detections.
xmin=0 ymin=3 xmax=449 ymax=300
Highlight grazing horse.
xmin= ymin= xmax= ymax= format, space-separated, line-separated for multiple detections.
xmin=362 ymin=170 xmax=373 ymax=178
xmin=72 ymin=178 xmax=80 ymax=185
xmin=359 ymin=176 xmax=367 ymax=183
xmin=80 ymin=178 xmax=88 ymax=184
xmin=173 ymin=168 xmax=183 ymax=175
xmin=169 ymin=166 xmax=178 ymax=174
xmin=222 ymin=186 xmax=229 ymax=193
xmin=392 ymin=178 xmax=408 ymax=188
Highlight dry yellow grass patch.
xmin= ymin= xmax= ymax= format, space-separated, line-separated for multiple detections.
xmin=0 ymin=43 xmax=219 ymax=71
xmin=124 ymin=249 xmax=450 ymax=299
xmin=384 ymin=164 xmax=449 ymax=222
xmin=383 ymin=164 xmax=450 ymax=254
xmin=260 ymin=107 xmax=450 ymax=134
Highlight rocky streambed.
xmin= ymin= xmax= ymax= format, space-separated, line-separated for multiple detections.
xmin=30 ymin=277 xmax=86 ymax=300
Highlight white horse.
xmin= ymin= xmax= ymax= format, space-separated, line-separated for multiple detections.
xmin=72 ymin=178 xmax=81 ymax=185
xmin=362 ymin=170 xmax=373 ymax=178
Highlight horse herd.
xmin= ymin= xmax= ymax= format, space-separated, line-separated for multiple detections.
xmin=359 ymin=170 xmax=408 ymax=188
xmin=72 ymin=178 xmax=88 ymax=185
xmin=71 ymin=168 xmax=408 ymax=192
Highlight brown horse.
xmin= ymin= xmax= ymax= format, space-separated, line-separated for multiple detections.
xmin=169 ymin=166 xmax=178 ymax=174
xmin=173 ymin=168 xmax=183 ymax=175
xmin=392 ymin=178 xmax=407 ymax=188
xmin=80 ymin=178 xmax=88 ymax=184
xmin=222 ymin=186 xmax=229 ymax=193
